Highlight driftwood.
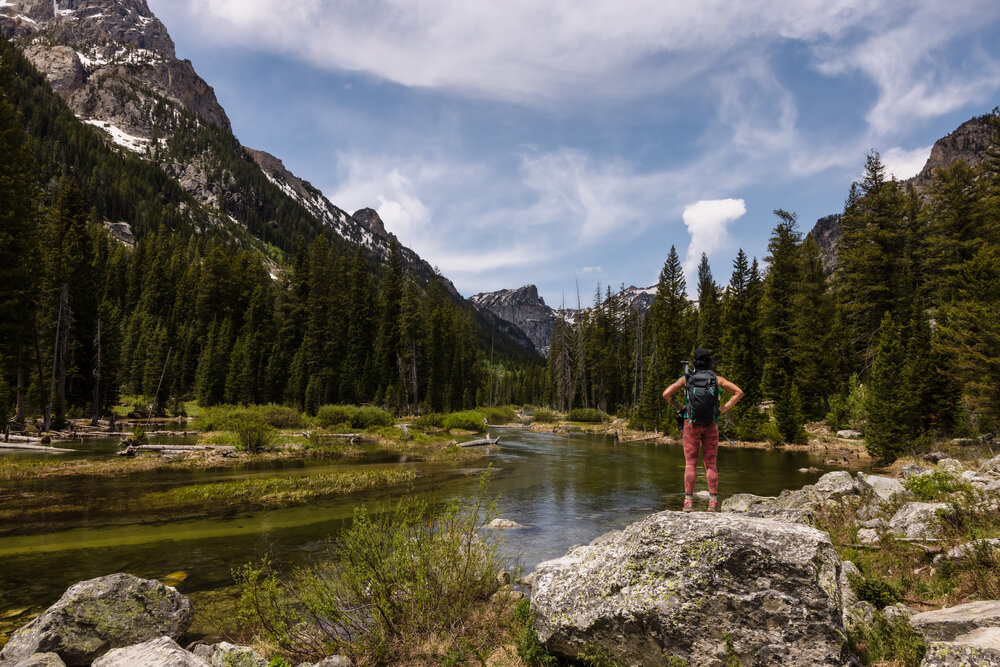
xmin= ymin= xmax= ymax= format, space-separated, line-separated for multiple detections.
xmin=0 ymin=441 xmax=75 ymax=453
xmin=458 ymin=436 xmax=500 ymax=448
xmin=617 ymin=434 xmax=661 ymax=443
xmin=130 ymin=444 xmax=235 ymax=452
xmin=487 ymin=424 xmax=529 ymax=430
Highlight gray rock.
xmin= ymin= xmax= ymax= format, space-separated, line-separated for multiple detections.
xmin=981 ymin=455 xmax=1000 ymax=474
xmin=926 ymin=452 xmax=950 ymax=464
xmin=0 ymin=573 xmax=193 ymax=666
xmin=488 ymin=518 xmax=528 ymax=530
xmin=910 ymin=600 xmax=1000 ymax=642
xmin=694 ymin=490 xmax=711 ymax=501
xmin=529 ymin=511 xmax=846 ymax=666
xmin=922 ymin=640 xmax=1000 ymax=666
xmin=857 ymin=528 xmax=880 ymax=544
xmin=814 ymin=470 xmax=858 ymax=499
xmin=882 ymin=603 xmax=916 ymax=625
xmin=840 ymin=561 xmax=861 ymax=615
xmin=857 ymin=472 xmax=910 ymax=504
xmin=312 ymin=657 xmax=354 ymax=667
xmin=889 ymin=502 xmax=950 ymax=540
xmin=938 ymin=459 xmax=966 ymax=474
xmin=7 ymin=654 xmax=67 ymax=667
xmin=843 ymin=601 xmax=877 ymax=635
xmin=720 ymin=493 xmax=768 ymax=512
xmin=740 ymin=506 xmax=815 ymax=526
xmin=858 ymin=518 xmax=888 ymax=529
xmin=901 ymin=464 xmax=933 ymax=479
xmin=837 ymin=429 xmax=863 ymax=439
xmin=949 ymin=438 xmax=977 ymax=448
xmin=91 ymin=637 xmax=209 ymax=667
xmin=984 ymin=480 xmax=1000 ymax=494
xmin=191 ymin=642 xmax=267 ymax=667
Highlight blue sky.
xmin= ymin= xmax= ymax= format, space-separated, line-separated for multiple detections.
xmin=147 ymin=0 xmax=1000 ymax=307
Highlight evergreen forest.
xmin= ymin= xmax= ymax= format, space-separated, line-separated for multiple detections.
xmin=3 ymin=33 xmax=1000 ymax=463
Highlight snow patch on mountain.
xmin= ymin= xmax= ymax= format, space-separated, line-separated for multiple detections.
xmin=83 ymin=118 xmax=151 ymax=153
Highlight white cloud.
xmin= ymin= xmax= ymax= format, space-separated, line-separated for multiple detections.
xmin=579 ymin=266 xmax=603 ymax=274
xmin=681 ymin=199 xmax=746 ymax=279
xmin=158 ymin=0 xmax=1000 ymax=135
xmin=881 ymin=145 xmax=933 ymax=180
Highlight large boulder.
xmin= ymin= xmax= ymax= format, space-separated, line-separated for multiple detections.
xmin=528 ymin=511 xmax=846 ymax=666
xmin=90 ymin=637 xmax=208 ymax=667
xmin=910 ymin=601 xmax=1000 ymax=642
xmin=889 ymin=502 xmax=950 ymax=540
xmin=922 ymin=628 xmax=1000 ymax=666
xmin=814 ymin=471 xmax=858 ymax=499
xmin=933 ymin=539 xmax=1000 ymax=566
xmin=0 ymin=573 xmax=193 ymax=666
xmin=857 ymin=473 xmax=910 ymax=504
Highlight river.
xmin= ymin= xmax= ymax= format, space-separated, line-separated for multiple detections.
xmin=0 ymin=428 xmax=835 ymax=638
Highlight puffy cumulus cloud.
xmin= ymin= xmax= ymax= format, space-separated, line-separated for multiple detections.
xmin=681 ymin=199 xmax=746 ymax=279
xmin=881 ymin=145 xmax=933 ymax=180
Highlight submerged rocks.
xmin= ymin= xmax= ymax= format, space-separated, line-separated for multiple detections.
xmin=0 ymin=573 xmax=193 ymax=666
xmin=529 ymin=511 xmax=846 ymax=666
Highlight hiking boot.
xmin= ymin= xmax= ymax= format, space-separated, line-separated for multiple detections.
xmin=682 ymin=498 xmax=694 ymax=513
xmin=707 ymin=499 xmax=719 ymax=513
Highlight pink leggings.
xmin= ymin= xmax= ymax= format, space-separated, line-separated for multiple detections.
xmin=683 ymin=421 xmax=719 ymax=495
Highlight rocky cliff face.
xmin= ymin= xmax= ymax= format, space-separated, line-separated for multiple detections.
xmin=808 ymin=111 xmax=997 ymax=269
xmin=471 ymin=283 xmax=655 ymax=356
xmin=0 ymin=0 xmax=230 ymax=134
xmin=1 ymin=0 xmax=466 ymax=301
xmin=470 ymin=285 xmax=556 ymax=355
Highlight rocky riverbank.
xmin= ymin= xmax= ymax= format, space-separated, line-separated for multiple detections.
xmin=0 ymin=573 xmax=351 ymax=667
xmin=526 ymin=452 xmax=1000 ymax=666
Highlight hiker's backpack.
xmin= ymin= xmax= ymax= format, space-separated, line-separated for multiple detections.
xmin=684 ymin=369 xmax=719 ymax=425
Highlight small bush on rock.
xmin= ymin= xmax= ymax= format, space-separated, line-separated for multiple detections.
xmin=848 ymin=573 xmax=901 ymax=610
xmin=902 ymin=470 xmax=972 ymax=501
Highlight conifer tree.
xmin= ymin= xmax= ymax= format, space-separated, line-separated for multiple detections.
xmin=696 ymin=254 xmax=722 ymax=355
xmin=791 ymin=236 xmax=835 ymax=419
xmin=720 ymin=250 xmax=765 ymax=438
xmin=835 ymin=152 xmax=911 ymax=368
xmin=760 ymin=209 xmax=802 ymax=399
xmin=866 ymin=312 xmax=910 ymax=462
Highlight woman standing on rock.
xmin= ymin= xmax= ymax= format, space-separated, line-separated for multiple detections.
xmin=662 ymin=348 xmax=743 ymax=513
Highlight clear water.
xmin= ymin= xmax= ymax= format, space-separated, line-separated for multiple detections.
xmin=0 ymin=429 xmax=832 ymax=635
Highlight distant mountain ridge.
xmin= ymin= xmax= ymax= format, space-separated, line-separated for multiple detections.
xmin=0 ymin=0 xmax=458 ymax=294
xmin=471 ymin=283 xmax=655 ymax=355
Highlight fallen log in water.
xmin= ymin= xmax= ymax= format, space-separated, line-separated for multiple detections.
xmin=458 ymin=436 xmax=500 ymax=448
xmin=0 ymin=441 xmax=75 ymax=453
xmin=131 ymin=444 xmax=236 ymax=452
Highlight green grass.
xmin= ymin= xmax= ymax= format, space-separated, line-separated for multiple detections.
xmin=314 ymin=405 xmax=394 ymax=430
xmin=195 ymin=404 xmax=306 ymax=431
xmin=135 ymin=469 xmax=415 ymax=513
xmin=442 ymin=411 xmax=487 ymax=433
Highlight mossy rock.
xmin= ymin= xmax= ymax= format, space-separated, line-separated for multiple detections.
xmin=0 ymin=573 xmax=193 ymax=666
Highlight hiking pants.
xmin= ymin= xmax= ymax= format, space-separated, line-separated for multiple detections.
xmin=683 ymin=421 xmax=719 ymax=495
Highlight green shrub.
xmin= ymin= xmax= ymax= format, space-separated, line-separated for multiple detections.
xmin=411 ymin=412 xmax=444 ymax=429
xmin=268 ymin=658 xmax=293 ymax=667
xmin=568 ymin=408 xmax=609 ymax=423
xmin=762 ymin=419 xmax=784 ymax=446
xmin=315 ymin=405 xmax=393 ymax=430
xmin=531 ymin=408 xmax=558 ymax=423
xmin=479 ymin=405 xmax=518 ymax=424
xmin=196 ymin=404 xmax=305 ymax=431
xmin=442 ymin=410 xmax=487 ymax=432
xmin=234 ymin=471 xmax=513 ymax=663
xmin=825 ymin=394 xmax=849 ymax=432
xmin=233 ymin=419 xmax=275 ymax=453
xmin=848 ymin=573 xmax=902 ymax=610
xmin=903 ymin=470 xmax=973 ymax=501
xmin=131 ymin=424 xmax=149 ymax=445
xmin=847 ymin=614 xmax=925 ymax=666
xmin=512 ymin=599 xmax=557 ymax=666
